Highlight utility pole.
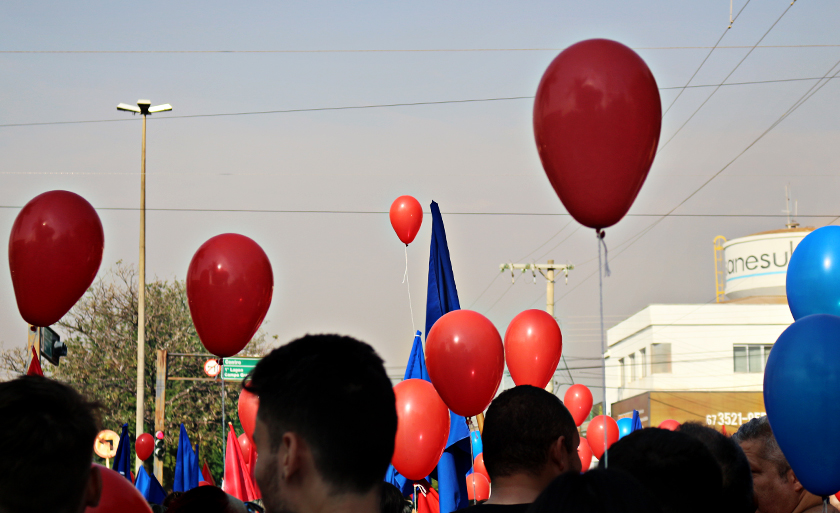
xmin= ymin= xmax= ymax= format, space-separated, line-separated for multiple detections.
xmin=499 ymin=260 xmax=575 ymax=387
xmin=117 ymin=100 xmax=172 ymax=471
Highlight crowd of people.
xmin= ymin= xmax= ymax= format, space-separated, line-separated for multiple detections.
xmin=0 ymin=333 xmax=834 ymax=513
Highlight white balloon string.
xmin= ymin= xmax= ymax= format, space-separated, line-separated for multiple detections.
xmin=404 ymin=245 xmax=416 ymax=334
xmin=598 ymin=230 xmax=612 ymax=277
xmin=468 ymin=417 xmax=478 ymax=503
xmin=598 ymin=230 xmax=609 ymax=468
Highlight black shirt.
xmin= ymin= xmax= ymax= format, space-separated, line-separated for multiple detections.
xmin=458 ymin=503 xmax=531 ymax=513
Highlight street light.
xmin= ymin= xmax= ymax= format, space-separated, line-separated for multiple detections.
xmin=117 ymin=99 xmax=172 ymax=473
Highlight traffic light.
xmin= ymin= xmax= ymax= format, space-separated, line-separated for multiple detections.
xmin=40 ymin=326 xmax=67 ymax=366
xmin=154 ymin=431 xmax=165 ymax=459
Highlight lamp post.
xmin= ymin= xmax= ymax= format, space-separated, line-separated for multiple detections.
xmin=117 ymin=99 xmax=172 ymax=471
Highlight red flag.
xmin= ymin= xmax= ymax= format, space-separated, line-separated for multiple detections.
xmin=224 ymin=424 xmax=256 ymax=502
xmin=245 ymin=437 xmax=262 ymax=499
xmin=721 ymin=425 xmax=728 ymax=437
xmin=201 ymin=460 xmax=216 ymax=487
xmin=415 ymin=481 xmax=440 ymax=513
xmin=26 ymin=346 xmax=43 ymax=376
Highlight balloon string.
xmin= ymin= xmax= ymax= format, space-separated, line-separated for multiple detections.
xmin=598 ymin=229 xmax=611 ymax=277
xmin=823 ymin=497 xmax=828 ymax=513
xmin=468 ymin=417 xmax=478 ymax=504
xmin=597 ymin=231 xmax=608 ymax=469
xmin=403 ymin=245 xmax=416 ymax=334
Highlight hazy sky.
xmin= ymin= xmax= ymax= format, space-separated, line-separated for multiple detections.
xmin=2 ymin=0 xmax=839 ymax=401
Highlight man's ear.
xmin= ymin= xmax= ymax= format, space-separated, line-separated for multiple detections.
xmin=281 ymin=432 xmax=304 ymax=482
xmin=83 ymin=466 xmax=102 ymax=509
xmin=549 ymin=436 xmax=570 ymax=474
xmin=787 ymin=468 xmax=804 ymax=493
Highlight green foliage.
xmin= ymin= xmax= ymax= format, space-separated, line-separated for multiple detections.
xmin=21 ymin=263 xmax=270 ymax=488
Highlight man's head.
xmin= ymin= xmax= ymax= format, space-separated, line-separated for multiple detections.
xmin=678 ymin=422 xmax=753 ymax=513
xmin=245 ymin=334 xmax=397 ymax=513
xmin=602 ymin=428 xmax=723 ymax=513
xmin=167 ymin=486 xmax=249 ymax=513
xmin=733 ymin=416 xmax=804 ymax=513
xmin=482 ymin=385 xmax=581 ymax=482
xmin=0 ymin=375 xmax=102 ymax=513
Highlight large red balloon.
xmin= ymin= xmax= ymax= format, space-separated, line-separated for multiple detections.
xmin=86 ymin=464 xmax=152 ymax=513
xmin=9 ymin=191 xmax=104 ymax=327
xmin=578 ymin=438 xmax=593 ymax=470
xmin=426 ymin=310 xmax=505 ymax=417
xmin=389 ymin=196 xmax=423 ymax=245
xmin=659 ymin=419 xmax=680 ymax=431
xmin=466 ymin=473 xmax=490 ymax=502
xmin=186 ymin=234 xmax=273 ymax=357
xmin=586 ymin=415 xmax=619 ymax=460
xmin=238 ymin=389 xmax=259 ymax=441
xmin=392 ymin=379 xmax=450 ymax=480
xmin=534 ymin=39 xmax=662 ymax=230
xmin=504 ymin=309 xmax=562 ymax=388
xmin=473 ymin=453 xmax=490 ymax=482
xmin=564 ymin=384 xmax=593 ymax=427
xmin=135 ymin=433 xmax=154 ymax=461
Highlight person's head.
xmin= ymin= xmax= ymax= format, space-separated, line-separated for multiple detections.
xmin=0 ymin=375 xmax=102 ymax=513
xmin=245 ymin=334 xmax=397 ymax=513
xmin=602 ymin=428 xmax=723 ymax=513
xmin=483 ymin=385 xmax=581 ymax=483
xmin=166 ymin=486 xmax=248 ymax=513
xmin=380 ymin=482 xmax=411 ymax=513
xmin=733 ymin=416 xmax=806 ymax=513
xmin=678 ymin=423 xmax=753 ymax=513
xmin=528 ymin=468 xmax=663 ymax=513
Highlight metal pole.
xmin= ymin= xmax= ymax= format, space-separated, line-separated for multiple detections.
xmin=135 ymin=113 xmax=147 ymax=471
xmin=154 ymin=349 xmax=167 ymax=482
xmin=221 ymin=371 xmax=226 ymax=482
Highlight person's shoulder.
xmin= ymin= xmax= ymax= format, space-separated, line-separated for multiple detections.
xmin=802 ymin=502 xmax=840 ymax=513
xmin=458 ymin=503 xmax=531 ymax=513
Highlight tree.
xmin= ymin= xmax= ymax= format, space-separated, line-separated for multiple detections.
xmin=1 ymin=263 xmax=271 ymax=486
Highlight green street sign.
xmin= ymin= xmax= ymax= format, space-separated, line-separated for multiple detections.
xmin=222 ymin=357 xmax=260 ymax=381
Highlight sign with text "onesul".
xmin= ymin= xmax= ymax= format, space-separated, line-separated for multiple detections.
xmin=221 ymin=357 xmax=260 ymax=381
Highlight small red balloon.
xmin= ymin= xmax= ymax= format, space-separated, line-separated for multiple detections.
xmin=9 ymin=191 xmax=104 ymax=327
xmin=238 ymin=433 xmax=253 ymax=455
xmin=392 ymin=379 xmax=450 ymax=480
xmin=466 ymin=473 xmax=490 ymax=502
xmin=659 ymin=419 xmax=680 ymax=431
xmin=474 ymin=453 xmax=490 ymax=483
xmin=534 ymin=39 xmax=661 ymax=229
xmin=135 ymin=433 xmax=154 ymax=461
xmin=238 ymin=389 xmax=259 ymax=441
xmin=586 ymin=415 xmax=619 ymax=460
xmin=426 ymin=310 xmax=505 ymax=418
xmin=578 ymin=438 xmax=593 ymax=470
xmin=504 ymin=309 xmax=562 ymax=388
xmin=86 ymin=464 xmax=152 ymax=513
xmin=186 ymin=234 xmax=273 ymax=357
xmin=564 ymin=384 xmax=593 ymax=427
xmin=389 ymin=196 xmax=423 ymax=245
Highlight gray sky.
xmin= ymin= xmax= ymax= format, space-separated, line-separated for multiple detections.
xmin=2 ymin=0 xmax=839 ymax=401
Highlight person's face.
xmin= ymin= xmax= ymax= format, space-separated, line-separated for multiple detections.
xmin=254 ymin=418 xmax=291 ymax=513
xmin=739 ymin=440 xmax=798 ymax=513
xmin=566 ymin=432 xmax=582 ymax=474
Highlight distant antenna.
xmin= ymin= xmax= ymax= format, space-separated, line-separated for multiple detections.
xmin=729 ymin=0 xmax=733 ymax=28
xmin=783 ymin=185 xmax=800 ymax=229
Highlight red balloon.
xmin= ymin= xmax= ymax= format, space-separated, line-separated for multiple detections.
xmin=9 ymin=191 xmax=104 ymax=327
xmin=534 ymin=39 xmax=662 ymax=229
xmin=238 ymin=433 xmax=253 ymax=455
xmin=389 ymin=196 xmax=423 ymax=245
xmin=578 ymin=438 xmax=593 ymax=470
xmin=504 ymin=309 xmax=562 ymax=388
xmin=186 ymin=234 xmax=273 ymax=357
xmin=86 ymin=464 xmax=152 ymax=513
xmin=392 ymin=379 xmax=450 ymax=480
xmin=466 ymin=473 xmax=490 ymax=501
xmin=586 ymin=415 xmax=619 ymax=460
xmin=564 ymin=384 xmax=594 ymax=427
xmin=426 ymin=310 xmax=505 ymax=417
xmin=473 ymin=453 xmax=490 ymax=482
xmin=238 ymin=389 xmax=259 ymax=441
xmin=135 ymin=433 xmax=154 ymax=461
xmin=659 ymin=419 xmax=680 ymax=431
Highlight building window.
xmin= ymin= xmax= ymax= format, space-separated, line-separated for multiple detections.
xmin=629 ymin=353 xmax=636 ymax=383
xmin=734 ymin=344 xmax=773 ymax=373
xmin=619 ymin=358 xmax=625 ymax=386
xmin=640 ymin=348 xmax=647 ymax=378
xmin=651 ymin=343 xmax=672 ymax=374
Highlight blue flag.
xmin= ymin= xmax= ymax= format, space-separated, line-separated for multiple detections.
xmin=631 ymin=409 xmax=643 ymax=432
xmin=174 ymin=423 xmax=199 ymax=492
xmin=426 ymin=201 xmax=472 ymax=513
xmin=135 ymin=466 xmax=167 ymax=504
xmin=113 ymin=423 xmax=132 ymax=481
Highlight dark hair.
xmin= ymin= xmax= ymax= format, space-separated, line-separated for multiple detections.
xmin=482 ymin=385 xmax=578 ymax=479
xmin=0 ymin=376 xmax=100 ymax=513
xmin=732 ymin=416 xmax=790 ymax=478
xmin=381 ymin=482 xmax=411 ymax=513
xmin=601 ymin=428 xmax=723 ymax=513
xmin=245 ymin=334 xmax=397 ymax=494
xmin=166 ymin=486 xmax=244 ymax=513
xmin=679 ymin=422 xmax=753 ymax=513
xmin=527 ymin=468 xmax=663 ymax=513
